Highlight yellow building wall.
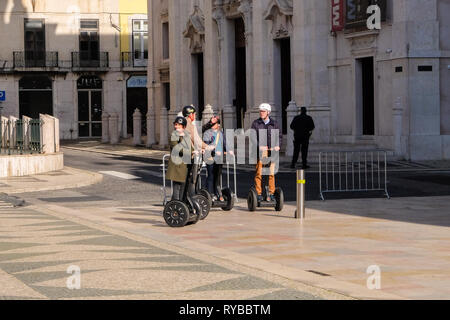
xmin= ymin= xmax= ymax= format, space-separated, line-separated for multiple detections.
xmin=119 ymin=0 xmax=148 ymax=53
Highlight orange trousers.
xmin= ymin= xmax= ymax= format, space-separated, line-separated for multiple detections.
xmin=255 ymin=161 xmax=276 ymax=195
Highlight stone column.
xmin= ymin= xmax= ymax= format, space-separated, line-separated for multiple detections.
xmin=202 ymin=104 xmax=214 ymax=126
xmin=239 ymin=0 xmax=254 ymax=130
xmin=212 ymin=7 xmax=236 ymax=129
xmin=133 ymin=109 xmax=142 ymax=146
xmin=146 ymin=106 xmax=156 ymax=147
xmin=109 ymin=113 xmax=120 ymax=145
xmin=222 ymin=104 xmax=235 ymax=131
xmin=393 ymin=97 xmax=403 ymax=158
xmin=286 ymin=101 xmax=299 ymax=157
xmin=101 ymin=112 xmax=110 ymax=143
xmin=159 ymin=107 xmax=169 ymax=149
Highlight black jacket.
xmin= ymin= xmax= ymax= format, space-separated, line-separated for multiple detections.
xmin=290 ymin=114 xmax=315 ymax=139
xmin=251 ymin=117 xmax=283 ymax=149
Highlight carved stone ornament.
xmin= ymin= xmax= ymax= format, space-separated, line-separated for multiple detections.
xmin=349 ymin=34 xmax=378 ymax=54
xmin=264 ymin=0 xmax=293 ymax=39
xmin=183 ymin=5 xmax=205 ymax=54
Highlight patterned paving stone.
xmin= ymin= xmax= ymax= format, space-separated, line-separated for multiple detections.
xmin=0 ymin=252 xmax=56 ymax=263
xmin=137 ymin=264 xmax=239 ymax=275
xmin=0 ymin=260 xmax=80 ymax=274
xmin=22 ymin=221 xmax=78 ymax=228
xmin=61 ymin=236 xmax=149 ymax=248
xmin=0 ymin=205 xmax=324 ymax=300
xmin=249 ymin=289 xmax=322 ymax=300
xmin=0 ymin=242 xmax=45 ymax=253
xmin=30 ymin=286 xmax=153 ymax=300
xmin=14 ymin=269 xmax=102 ymax=285
xmin=119 ymin=255 xmax=206 ymax=264
xmin=88 ymin=248 xmax=179 ymax=256
xmin=188 ymin=276 xmax=282 ymax=292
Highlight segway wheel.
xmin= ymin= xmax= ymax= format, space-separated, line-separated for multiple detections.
xmin=247 ymin=188 xmax=258 ymax=212
xmin=186 ymin=198 xmax=203 ymax=225
xmin=275 ymin=188 xmax=284 ymax=212
xmin=199 ymin=189 xmax=213 ymax=207
xmin=163 ymin=201 xmax=190 ymax=228
xmin=192 ymin=195 xmax=211 ymax=220
xmin=221 ymin=188 xmax=235 ymax=212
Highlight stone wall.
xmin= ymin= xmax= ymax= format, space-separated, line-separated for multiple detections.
xmin=0 ymin=153 xmax=64 ymax=178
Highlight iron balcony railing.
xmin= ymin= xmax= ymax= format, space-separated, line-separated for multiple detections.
xmin=13 ymin=51 xmax=59 ymax=68
xmin=71 ymin=51 xmax=109 ymax=69
xmin=121 ymin=52 xmax=148 ymax=68
xmin=0 ymin=119 xmax=42 ymax=155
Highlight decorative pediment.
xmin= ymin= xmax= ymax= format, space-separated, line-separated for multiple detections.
xmin=183 ymin=5 xmax=205 ymax=54
xmin=345 ymin=30 xmax=379 ymax=54
xmin=264 ymin=0 xmax=293 ymax=39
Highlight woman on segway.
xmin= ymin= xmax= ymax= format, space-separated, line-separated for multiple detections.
xmin=162 ymin=111 xmax=211 ymax=228
xmin=167 ymin=116 xmax=191 ymax=201
xmin=203 ymin=115 xmax=227 ymax=202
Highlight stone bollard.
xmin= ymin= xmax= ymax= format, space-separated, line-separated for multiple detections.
xmin=286 ymin=101 xmax=299 ymax=157
xmin=101 ymin=112 xmax=110 ymax=143
xmin=1 ymin=116 xmax=8 ymax=148
xmin=222 ymin=104 xmax=235 ymax=130
xmin=202 ymin=104 xmax=214 ymax=126
xmin=159 ymin=107 xmax=169 ymax=148
xmin=109 ymin=113 xmax=120 ymax=145
xmin=146 ymin=107 xmax=156 ymax=148
xmin=9 ymin=116 xmax=18 ymax=148
xmin=22 ymin=116 xmax=32 ymax=150
xmin=133 ymin=109 xmax=142 ymax=146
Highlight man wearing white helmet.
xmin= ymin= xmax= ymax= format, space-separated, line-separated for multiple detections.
xmin=251 ymin=103 xmax=282 ymax=202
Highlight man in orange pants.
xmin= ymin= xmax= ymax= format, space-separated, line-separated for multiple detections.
xmin=251 ymin=103 xmax=282 ymax=202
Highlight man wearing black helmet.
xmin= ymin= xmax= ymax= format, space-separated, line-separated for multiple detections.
xmin=183 ymin=105 xmax=208 ymax=152
xmin=182 ymin=106 xmax=211 ymax=196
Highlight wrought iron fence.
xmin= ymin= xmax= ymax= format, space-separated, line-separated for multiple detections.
xmin=71 ymin=52 xmax=109 ymax=69
xmin=13 ymin=51 xmax=59 ymax=68
xmin=0 ymin=119 xmax=42 ymax=155
xmin=319 ymin=150 xmax=390 ymax=200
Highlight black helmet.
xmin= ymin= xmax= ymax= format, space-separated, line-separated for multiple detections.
xmin=173 ymin=116 xmax=187 ymax=127
xmin=182 ymin=105 xmax=196 ymax=117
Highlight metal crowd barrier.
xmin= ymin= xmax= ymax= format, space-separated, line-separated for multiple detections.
xmin=161 ymin=153 xmax=238 ymax=206
xmin=0 ymin=119 xmax=42 ymax=155
xmin=319 ymin=150 xmax=390 ymax=200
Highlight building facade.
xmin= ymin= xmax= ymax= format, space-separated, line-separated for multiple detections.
xmin=0 ymin=0 xmax=148 ymax=140
xmin=147 ymin=0 xmax=450 ymax=160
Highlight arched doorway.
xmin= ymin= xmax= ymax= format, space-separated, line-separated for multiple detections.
xmin=77 ymin=76 xmax=103 ymax=138
xmin=19 ymin=76 xmax=53 ymax=118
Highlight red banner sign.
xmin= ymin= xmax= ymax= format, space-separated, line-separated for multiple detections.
xmin=331 ymin=0 xmax=345 ymax=31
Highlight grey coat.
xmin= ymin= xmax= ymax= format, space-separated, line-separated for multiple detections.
xmin=167 ymin=131 xmax=192 ymax=183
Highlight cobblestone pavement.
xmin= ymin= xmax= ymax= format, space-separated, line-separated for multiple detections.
xmin=0 ymin=200 xmax=345 ymax=300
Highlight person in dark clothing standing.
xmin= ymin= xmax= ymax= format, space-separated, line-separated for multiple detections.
xmin=290 ymin=107 xmax=315 ymax=169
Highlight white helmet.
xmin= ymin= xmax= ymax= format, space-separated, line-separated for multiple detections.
xmin=259 ymin=103 xmax=272 ymax=113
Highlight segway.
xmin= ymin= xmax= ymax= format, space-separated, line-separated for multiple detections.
xmin=163 ymin=155 xmax=211 ymax=227
xmin=247 ymin=150 xmax=284 ymax=212
xmin=197 ymin=154 xmax=236 ymax=212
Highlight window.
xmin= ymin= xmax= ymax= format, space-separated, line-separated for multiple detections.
xmin=132 ymin=19 xmax=148 ymax=65
xmin=162 ymin=22 xmax=169 ymax=60
xmin=79 ymin=19 xmax=99 ymax=66
xmin=24 ymin=19 xmax=45 ymax=67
